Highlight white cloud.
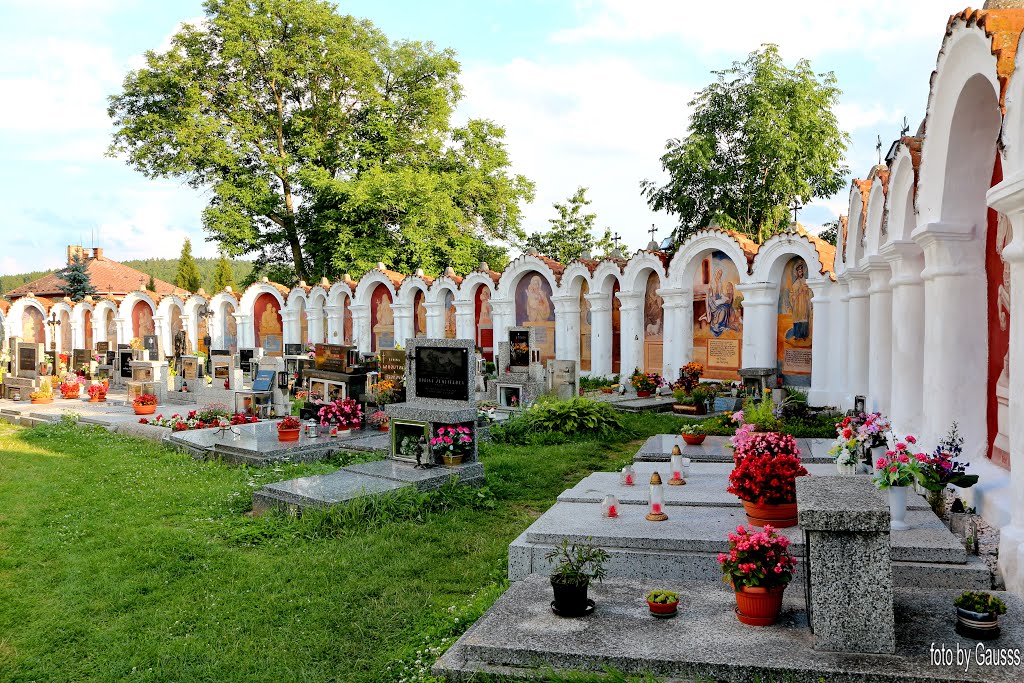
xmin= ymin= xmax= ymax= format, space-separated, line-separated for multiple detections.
xmin=835 ymin=102 xmax=906 ymax=133
xmin=554 ymin=1 xmax=956 ymax=59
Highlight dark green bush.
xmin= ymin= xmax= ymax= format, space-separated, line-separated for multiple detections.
xmin=490 ymin=398 xmax=627 ymax=445
xmin=580 ymin=375 xmax=619 ymax=391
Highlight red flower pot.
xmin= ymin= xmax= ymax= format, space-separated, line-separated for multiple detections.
xmin=742 ymin=501 xmax=798 ymax=528
xmin=636 ymin=390 xmax=652 ymax=398
xmin=277 ymin=428 xmax=300 ymax=442
xmin=682 ymin=434 xmax=706 ymax=446
xmin=378 ymin=425 xmax=389 ymax=432
xmin=734 ymin=585 xmax=786 ymax=626
xmin=647 ymin=599 xmax=679 ymax=616
xmin=134 ymin=404 xmax=156 ymax=415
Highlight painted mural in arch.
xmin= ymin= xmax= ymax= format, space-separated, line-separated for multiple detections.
xmin=443 ymin=290 xmax=457 ymax=339
xmin=579 ymin=281 xmax=591 ymax=372
xmin=643 ymin=272 xmax=664 ymax=374
xmin=131 ymin=301 xmax=155 ymax=339
xmin=343 ymin=300 xmax=353 ymax=344
xmin=298 ymin=300 xmax=308 ymax=345
xmin=776 ymin=257 xmax=813 ymax=386
xmin=515 ymin=272 xmax=555 ymax=363
xmin=104 ymin=309 xmax=117 ymax=346
xmin=611 ymin=281 xmax=621 ymax=374
xmin=222 ymin=305 xmax=238 ymax=353
xmin=988 ymin=157 xmax=1011 ymax=469
xmin=169 ymin=306 xmax=184 ymax=352
xmin=692 ymin=250 xmax=743 ymax=380
xmin=253 ymin=293 xmax=283 ymax=354
xmin=414 ymin=290 xmax=427 ymax=338
xmin=22 ymin=307 xmax=44 ymax=344
xmin=475 ymin=286 xmax=494 ymax=361
xmin=83 ymin=309 xmax=93 ymax=350
xmin=370 ymin=285 xmax=395 ymax=352
xmin=60 ymin=310 xmax=71 ymax=352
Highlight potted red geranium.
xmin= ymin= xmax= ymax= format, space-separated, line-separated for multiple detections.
xmin=133 ymin=393 xmax=158 ymax=415
xmin=276 ymin=416 xmax=302 ymax=442
xmin=719 ymin=524 xmax=796 ymax=625
xmin=59 ymin=374 xmax=81 ymax=399
xmin=87 ymin=383 xmax=107 ymax=402
xmin=727 ymin=432 xmax=808 ymax=528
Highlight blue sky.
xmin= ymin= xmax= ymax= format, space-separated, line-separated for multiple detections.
xmin=0 ymin=0 xmax=962 ymax=274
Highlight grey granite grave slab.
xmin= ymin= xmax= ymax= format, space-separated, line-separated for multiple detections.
xmin=610 ymin=396 xmax=676 ymax=413
xmin=344 ymin=459 xmax=485 ymax=491
xmin=253 ymin=471 xmax=406 ymax=513
xmin=634 ymin=434 xmax=835 ymax=464
xmin=434 ymin=577 xmax=1024 ymax=682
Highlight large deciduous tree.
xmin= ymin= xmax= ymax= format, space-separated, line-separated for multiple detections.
xmin=525 ymin=187 xmax=615 ymax=264
xmin=108 ymin=0 xmax=533 ymax=282
xmin=642 ymin=44 xmax=849 ymax=244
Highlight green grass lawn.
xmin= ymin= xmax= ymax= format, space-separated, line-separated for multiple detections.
xmin=0 ymin=412 xmax=693 ymax=682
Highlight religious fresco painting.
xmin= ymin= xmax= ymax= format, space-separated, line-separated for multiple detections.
xmin=60 ymin=310 xmax=72 ymax=352
xmin=475 ymin=285 xmax=494 ymax=361
xmin=104 ymin=308 xmax=117 ymax=346
xmin=579 ymin=280 xmax=591 ymax=372
xmin=643 ymin=271 xmax=664 ymax=374
xmin=611 ymin=281 xmax=621 ymax=374
xmin=414 ymin=290 xmax=427 ymax=337
xmin=22 ymin=307 xmax=44 ymax=344
xmin=222 ymin=304 xmax=238 ymax=353
xmin=83 ymin=309 xmax=93 ymax=350
xmin=253 ymin=293 xmax=283 ymax=352
xmin=515 ymin=272 xmax=555 ymax=363
xmin=692 ymin=250 xmax=743 ymax=380
xmin=443 ymin=290 xmax=457 ymax=339
xmin=131 ymin=300 xmax=155 ymax=339
xmin=343 ymin=299 xmax=353 ymax=344
xmin=776 ymin=256 xmax=813 ymax=386
xmin=988 ymin=158 xmax=1011 ymax=468
xmin=370 ymin=284 xmax=394 ymax=352
xmin=169 ymin=306 xmax=184 ymax=353
xmin=297 ymin=299 xmax=308 ymax=345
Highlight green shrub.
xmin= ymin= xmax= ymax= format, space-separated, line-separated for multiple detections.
xmin=580 ymin=375 xmax=619 ymax=392
xmin=490 ymin=397 xmax=627 ymax=445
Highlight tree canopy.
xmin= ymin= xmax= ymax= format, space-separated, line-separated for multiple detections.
xmin=525 ymin=187 xmax=614 ymax=264
xmin=108 ymin=0 xmax=533 ymax=283
xmin=642 ymin=44 xmax=849 ymax=244
xmin=175 ymin=239 xmax=202 ymax=292
xmin=56 ymin=253 xmax=97 ymax=302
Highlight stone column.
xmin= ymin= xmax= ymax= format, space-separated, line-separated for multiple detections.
xmin=832 ymin=278 xmax=851 ymax=408
xmin=864 ymin=259 xmax=893 ymax=415
xmin=659 ymin=289 xmax=692 ymax=382
xmin=913 ymin=225 xmax=987 ymax=457
xmin=235 ymin=314 xmax=253 ymax=348
xmin=881 ymin=241 xmax=925 ymax=437
xmin=455 ymin=303 xmax=475 ymax=342
xmin=280 ymin=310 xmax=298 ymax=346
xmin=615 ymin=291 xmax=643 ymax=381
xmin=845 ymin=270 xmax=871 ymax=404
xmin=308 ymin=306 xmax=325 ymax=344
xmin=552 ymin=295 xmax=579 ymax=362
xmin=424 ymin=302 xmax=444 ymax=339
xmin=114 ymin=317 xmax=130 ymax=346
xmin=807 ymin=279 xmax=832 ymax=407
xmin=152 ymin=315 xmax=167 ymax=356
xmin=392 ymin=303 xmax=413 ymax=347
xmin=324 ymin=305 xmax=342 ymax=344
xmin=987 ymin=177 xmax=1024 ymax=595
xmin=349 ymin=304 xmax=370 ymax=354
xmin=70 ymin=318 xmax=82 ymax=350
xmin=735 ymin=283 xmax=776 ymax=369
xmin=796 ymin=476 xmax=895 ymax=654
xmin=584 ymin=294 xmax=612 ymax=377
xmin=490 ymin=299 xmax=514 ymax=352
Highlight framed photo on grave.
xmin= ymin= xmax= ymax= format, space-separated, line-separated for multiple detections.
xmin=133 ymin=365 xmax=154 ymax=383
xmin=142 ymin=335 xmax=159 ymax=358
xmin=239 ymin=349 xmax=256 ymax=373
xmin=251 ymin=369 xmax=276 ymax=392
xmin=284 ymin=343 xmax=303 ymax=356
xmin=213 ymin=364 xmax=230 ymax=380
xmin=509 ymin=330 xmax=529 ymax=368
xmin=95 ymin=341 xmax=109 ymax=355
xmin=414 ymin=346 xmax=469 ymax=401
xmin=119 ymin=350 xmax=134 ymax=378
xmin=308 ymin=378 xmax=346 ymax=403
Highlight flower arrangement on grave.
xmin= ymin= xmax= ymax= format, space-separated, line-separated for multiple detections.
xmin=367 ymin=410 xmax=389 ymax=431
xmin=629 ymin=368 xmax=664 ymax=396
xmin=58 ymin=352 xmax=70 ymax=370
xmin=718 ymin=524 xmax=796 ymax=626
xmin=306 ymin=341 xmax=316 ymax=359
xmin=139 ymin=410 xmax=258 ymax=431
xmin=129 ymin=337 xmax=144 ymax=351
xmin=431 ymin=424 xmax=473 ymax=465
xmin=728 ymin=432 xmax=807 ymax=528
xmin=873 ymin=435 xmax=925 ymax=530
xmin=59 ymin=373 xmax=82 ymax=398
xmin=87 ymin=383 xmax=107 ymax=401
xmin=372 ymin=379 xmax=398 ymax=405
xmin=276 ymin=415 xmax=302 ymax=441
xmin=317 ymin=397 xmax=362 ymax=430
xmin=733 ymin=395 xmax=782 ymax=434
xmin=29 ymin=379 xmax=53 ymax=403
xmin=827 ymin=415 xmax=862 ymax=469
xmin=134 ymin=393 xmax=159 ymax=406
xmin=915 ymin=422 xmax=978 ymax=517
xmin=675 ymin=361 xmax=705 ymax=394
xmin=680 ymin=422 xmax=705 ymax=445
xmin=646 ymin=589 xmax=679 ymax=616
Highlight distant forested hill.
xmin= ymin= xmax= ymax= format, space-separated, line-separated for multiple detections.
xmin=0 ymin=270 xmax=55 ymax=296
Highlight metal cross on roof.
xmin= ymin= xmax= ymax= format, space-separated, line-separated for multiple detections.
xmin=648 ymin=224 xmax=657 ymax=242
xmin=900 ymin=116 xmax=910 ymax=137
xmin=612 ymin=232 xmax=621 ymax=249
xmin=876 ymin=135 xmax=883 ymax=165
xmin=790 ymin=197 xmax=803 ymax=225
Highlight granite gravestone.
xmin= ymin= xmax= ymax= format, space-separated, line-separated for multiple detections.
xmin=414 ymin=345 xmax=469 ymax=401
xmin=95 ymin=341 xmax=109 ymax=355
xmin=18 ymin=344 xmax=39 ymax=377
xmin=284 ymin=343 xmax=303 ymax=356
xmin=509 ymin=329 xmax=530 ymax=368
xmin=142 ymin=335 xmax=159 ymax=359
xmin=119 ymin=350 xmax=134 ymax=378
xmin=72 ymin=348 xmax=90 ymax=371
xmin=379 ymin=349 xmax=406 ymax=386
xmin=239 ymin=348 xmax=256 ymax=373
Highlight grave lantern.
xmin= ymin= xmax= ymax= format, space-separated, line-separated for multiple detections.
xmin=602 ymin=494 xmax=619 ymax=518
xmin=669 ymin=445 xmax=686 ymax=486
xmin=681 ymin=457 xmax=691 ymax=478
xmin=854 ymin=395 xmax=866 ymax=413
xmin=620 ymin=464 xmax=636 ymax=486
xmin=646 ymin=471 xmax=668 ymax=521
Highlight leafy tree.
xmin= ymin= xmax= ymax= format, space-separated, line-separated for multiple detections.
xmin=642 ymin=44 xmax=849 ymax=244
xmin=146 ymin=274 xmax=157 ymax=292
xmin=56 ymin=253 xmax=96 ymax=302
xmin=212 ymin=253 xmax=236 ymax=291
xmin=525 ymin=187 xmax=615 ymax=263
xmin=817 ymin=219 xmax=840 ymax=246
xmin=108 ymin=0 xmax=532 ymax=282
xmin=175 ymin=239 xmax=202 ymax=292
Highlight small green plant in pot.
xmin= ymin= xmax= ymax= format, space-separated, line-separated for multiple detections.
xmin=545 ymin=539 xmax=609 ymax=617
xmin=646 ymin=589 xmax=680 ymax=617
xmin=954 ymin=591 xmax=1007 ymax=640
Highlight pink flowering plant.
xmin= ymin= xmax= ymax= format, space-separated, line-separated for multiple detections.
xmin=430 ymin=423 xmax=473 ymax=458
xmin=917 ymin=422 xmax=978 ymax=493
xmin=873 ymin=435 xmax=925 ymax=490
xmin=718 ymin=524 xmax=797 ymax=590
xmin=317 ymin=397 xmax=363 ymax=429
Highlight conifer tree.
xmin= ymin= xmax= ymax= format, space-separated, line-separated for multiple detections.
xmin=57 ymin=252 xmax=97 ymax=302
xmin=175 ymin=238 xmax=202 ymax=292
xmin=147 ymin=273 xmax=157 ymax=291
xmin=213 ymin=252 xmax=235 ymax=291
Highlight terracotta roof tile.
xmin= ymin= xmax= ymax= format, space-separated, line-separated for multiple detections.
xmin=853 ymin=178 xmax=873 ymax=243
xmin=946 ymin=8 xmax=1024 ymax=112
xmin=6 ymin=253 xmax=187 ymax=301
xmin=793 ymin=226 xmax=837 ymax=278
xmin=840 ymin=215 xmax=849 ymax=262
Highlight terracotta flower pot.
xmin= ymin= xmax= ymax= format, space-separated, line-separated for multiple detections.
xmin=741 ymin=500 xmax=798 ymax=528
xmin=277 ymin=428 xmax=300 ymax=442
xmin=682 ymin=434 xmax=706 ymax=446
xmin=647 ymin=599 xmax=679 ymax=617
xmin=62 ymin=390 xmax=80 ymax=399
xmin=442 ymin=454 xmax=464 ymax=467
xmin=88 ymin=396 xmax=105 ymax=403
xmin=134 ymin=404 xmax=156 ymax=415
xmin=636 ymin=390 xmax=652 ymax=398
xmin=30 ymin=397 xmax=53 ymax=404
xmin=378 ymin=425 xmax=389 ymax=432
xmin=734 ymin=585 xmax=786 ymax=626
xmin=600 ymin=387 xmax=613 ymax=394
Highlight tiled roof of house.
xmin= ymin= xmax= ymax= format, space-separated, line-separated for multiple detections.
xmin=6 ymin=253 xmax=187 ymax=301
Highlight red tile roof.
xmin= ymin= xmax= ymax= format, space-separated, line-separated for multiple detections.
xmin=6 ymin=253 xmax=188 ymax=301
xmin=947 ymin=7 xmax=1024 ymax=112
